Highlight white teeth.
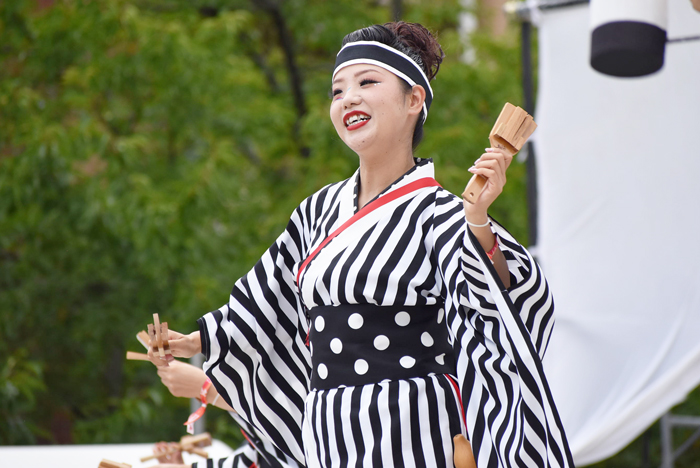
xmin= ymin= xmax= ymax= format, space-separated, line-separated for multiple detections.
xmin=345 ymin=114 xmax=370 ymax=126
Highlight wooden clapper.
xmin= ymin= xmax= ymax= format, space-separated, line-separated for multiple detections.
xmin=125 ymin=330 xmax=151 ymax=362
xmin=147 ymin=313 xmax=172 ymax=366
xmin=125 ymin=314 xmax=171 ymax=366
xmin=462 ymin=103 xmax=537 ymax=204
xmin=454 ymin=434 xmax=477 ymax=468
xmin=97 ymin=460 xmax=131 ymax=468
xmin=140 ymin=432 xmax=213 ymax=462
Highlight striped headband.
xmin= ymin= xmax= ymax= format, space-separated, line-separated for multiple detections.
xmin=333 ymin=40 xmax=434 ymax=122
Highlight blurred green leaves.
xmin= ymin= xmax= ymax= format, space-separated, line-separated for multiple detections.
xmin=0 ymin=350 xmax=48 ymax=444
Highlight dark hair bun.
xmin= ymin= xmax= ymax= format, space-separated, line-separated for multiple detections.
xmin=341 ymin=22 xmax=445 ymax=81
xmin=384 ymin=22 xmax=444 ymax=81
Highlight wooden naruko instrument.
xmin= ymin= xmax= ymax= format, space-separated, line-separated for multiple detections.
xmin=98 ymin=460 xmax=131 ymax=468
xmin=454 ymin=434 xmax=477 ymax=468
xmin=125 ymin=330 xmax=156 ymax=363
xmin=140 ymin=432 xmax=213 ymax=462
xmin=125 ymin=351 xmax=150 ymax=361
xmin=136 ymin=330 xmax=150 ymax=349
xmin=147 ymin=313 xmax=172 ymax=367
xmin=462 ymin=102 xmax=537 ymax=204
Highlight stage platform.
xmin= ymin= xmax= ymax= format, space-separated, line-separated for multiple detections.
xmin=0 ymin=439 xmax=235 ymax=467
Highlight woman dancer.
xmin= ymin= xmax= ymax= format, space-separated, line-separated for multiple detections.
xmin=165 ymin=22 xmax=573 ymax=468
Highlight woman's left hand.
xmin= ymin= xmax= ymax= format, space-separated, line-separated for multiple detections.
xmin=463 ymin=147 xmax=513 ymax=219
xmin=156 ymin=360 xmax=208 ymax=399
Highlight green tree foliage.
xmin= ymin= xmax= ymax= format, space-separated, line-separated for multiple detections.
xmin=0 ymin=0 xmax=530 ymax=447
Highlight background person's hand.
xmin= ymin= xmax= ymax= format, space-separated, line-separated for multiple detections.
xmin=153 ymin=441 xmax=185 ymax=464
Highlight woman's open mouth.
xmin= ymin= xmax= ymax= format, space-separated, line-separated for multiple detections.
xmin=344 ymin=111 xmax=371 ymax=130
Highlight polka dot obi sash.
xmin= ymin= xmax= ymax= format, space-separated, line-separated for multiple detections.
xmin=308 ymin=303 xmax=455 ymax=391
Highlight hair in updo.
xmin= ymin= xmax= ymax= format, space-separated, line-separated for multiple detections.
xmin=341 ymin=22 xmax=444 ymax=150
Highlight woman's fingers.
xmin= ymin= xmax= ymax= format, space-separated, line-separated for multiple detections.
xmin=464 ymin=147 xmax=512 ymax=209
xmin=147 ymin=346 xmax=170 ymax=367
xmin=476 ymin=148 xmax=512 ymax=174
xmin=167 ymin=331 xmax=200 ymax=359
xmin=469 ymin=159 xmax=506 ymax=190
xmin=166 ymin=329 xmax=185 ymax=341
xmin=152 ymin=441 xmax=185 ymax=464
xmin=480 ymin=149 xmax=506 ymax=174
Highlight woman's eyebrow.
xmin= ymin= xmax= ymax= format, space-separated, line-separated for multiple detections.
xmin=332 ymin=68 xmax=380 ymax=85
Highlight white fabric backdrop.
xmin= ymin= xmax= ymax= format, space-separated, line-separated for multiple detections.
xmin=535 ymin=1 xmax=700 ymax=465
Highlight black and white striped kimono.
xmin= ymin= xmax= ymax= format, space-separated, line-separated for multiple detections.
xmin=198 ymin=158 xmax=573 ymax=468
xmin=192 ymin=414 xmax=302 ymax=468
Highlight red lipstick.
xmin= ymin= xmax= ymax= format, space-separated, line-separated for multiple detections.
xmin=343 ymin=111 xmax=371 ymax=131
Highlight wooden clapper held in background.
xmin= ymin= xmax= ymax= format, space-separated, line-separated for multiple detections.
xmin=139 ymin=432 xmax=213 ymax=462
xmin=98 ymin=460 xmax=131 ymax=468
xmin=462 ymin=103 xmax=537 ymax=204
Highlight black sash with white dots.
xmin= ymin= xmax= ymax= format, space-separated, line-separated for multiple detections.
xmin=308 ymin=303 xmax=455 ymax=391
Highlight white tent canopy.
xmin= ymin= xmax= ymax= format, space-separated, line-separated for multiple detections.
xmin=535 ymin=0 xmax=700 ymax=465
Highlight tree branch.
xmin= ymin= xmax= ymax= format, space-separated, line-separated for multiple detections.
xmin=252 ymin=0 xmax=309 ymax=156
xmin=238 ymin=32 xmax=280 ymax=93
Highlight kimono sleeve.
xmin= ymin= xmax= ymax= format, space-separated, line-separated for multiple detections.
xmin=197 ymin=204 xmax=311 ymax=465
xmin=191 ymin=414 xmax=303 ymax=468
xmin=432 ymin=190 xmax=573 ymax=468
xmin=190 ymin=447 xmax=256 ymax=468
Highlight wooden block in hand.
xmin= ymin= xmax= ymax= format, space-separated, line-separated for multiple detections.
xmin=488 ymin=102 xmax=536 ymax=154
xmin=98 ymin=459 xmax=132 ymax=468
xmin=141 ymin=433 xmax=212 ymax=462
xmin=148 ymin=313 xmax=172 ymax=366
xmin=188 ymin=447 xmax=209 ymax=458
xmin=125 ymin=351 xmax=151 ymax=361
xmin=139 ymin=445 xmax=179 ymax=462
xmin=462 ymin=102 xmax=537 ymax=204
xmin=181 ymin=432 xmax=212 ymax=449
xmin=153 ymin=313 xmax=165 ymax=359
xmin=146 ymin=323 xmax=165 ymax=367
xmin=136 ymin=330 xmax=150 ymax=350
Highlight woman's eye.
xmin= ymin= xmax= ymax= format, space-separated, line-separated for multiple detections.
xmin=330 ymin=89 xmax=342 ymax=100
xmin=360 ymin=79 xmax=378 ymax=86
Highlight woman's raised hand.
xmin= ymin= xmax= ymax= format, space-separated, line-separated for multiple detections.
xmin=462 ymin=146 xmax=513 ymax=287
xmin=463 ymin=147 xmax=513 ymax=220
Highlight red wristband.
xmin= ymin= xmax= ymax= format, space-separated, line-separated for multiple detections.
xmin=184 ymin=378 xmax=212 ymax=434
xmin=486 ymin=237 xmax=499 ymax=260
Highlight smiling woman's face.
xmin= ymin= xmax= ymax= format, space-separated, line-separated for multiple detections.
xmin=329 ymin=64 xmax=413 ymax=155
